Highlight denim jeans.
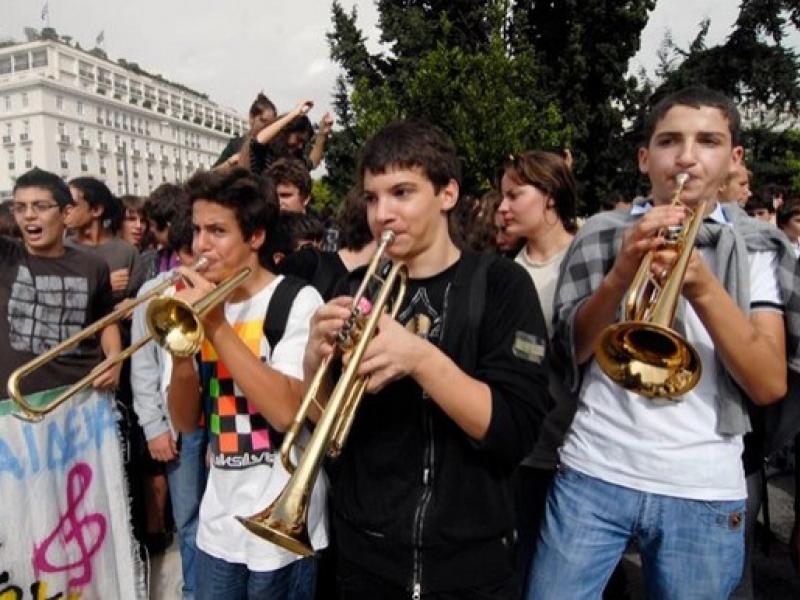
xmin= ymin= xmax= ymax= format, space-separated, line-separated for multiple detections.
xmin=195 ymin=549 xmax=317 ymax=600
xmin=165 ymin=428 xmax=208 ymax=599
xmin=528 ymin=466 xmax=745 ymax=600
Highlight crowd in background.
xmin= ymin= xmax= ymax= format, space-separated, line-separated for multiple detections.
xmin=3 ymin=86 xmax=800 ymax=600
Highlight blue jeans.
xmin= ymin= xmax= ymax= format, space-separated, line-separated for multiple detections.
xmin=165 ymin=428 xmax=208 ymax=599
xmin=528 ymin=466 xmax=745 ymax=600
xmin=195 ymin=549 xmax=317 ymax=600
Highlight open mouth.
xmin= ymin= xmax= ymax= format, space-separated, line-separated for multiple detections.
xmin=24 ymin=225 xmax=44 ymax=241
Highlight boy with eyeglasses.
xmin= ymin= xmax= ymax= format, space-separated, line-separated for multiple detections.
xmin=0 ymin=167 xmax=120 ymax=405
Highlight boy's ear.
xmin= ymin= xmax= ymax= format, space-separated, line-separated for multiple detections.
xmin=249 ymin=228 xmax=266 ymax=251
xmin=89 ymin=204 xmax=104 ymax=219
xmin=638 ymin=146 xmax=649 ymax=176
xmin=439 ymin=179 xmax=459 ymax=212
xmin=731 ymin=145 xmax=744 ymax=164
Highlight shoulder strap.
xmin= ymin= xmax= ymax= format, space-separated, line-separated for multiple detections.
xmin=440 ymin=251 xmax=494 ymax=373
xmin=263 ymin=275 xmax=307 ymax=359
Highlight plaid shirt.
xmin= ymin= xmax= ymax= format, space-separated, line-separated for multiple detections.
xmin=552 ymin=201 xmax=800 ymax=436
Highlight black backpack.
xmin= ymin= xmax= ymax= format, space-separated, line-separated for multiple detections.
xmin=262 ymin=275 xmax=308 ymax=358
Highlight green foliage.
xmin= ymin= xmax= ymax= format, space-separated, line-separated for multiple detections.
xmin=311 ymin=178 xmax=339 ymax=213
xmin=649 ymin=0 xmax=800 ymax=194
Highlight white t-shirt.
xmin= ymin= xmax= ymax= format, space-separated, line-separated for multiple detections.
xmin=196 ymin=275 xmax=328 ymax=571
xmin=515 ymin=245 xmax=570 ymax=338
xmin=560 ymin=203 xmax=783 ymax=501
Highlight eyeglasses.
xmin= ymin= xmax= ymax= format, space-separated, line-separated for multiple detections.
xmin=11 ymin=201 xmax=61 ymax=215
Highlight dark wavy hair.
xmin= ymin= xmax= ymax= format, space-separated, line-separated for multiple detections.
xmin=144 ymin=183 xmax=189 ymax=230
xmin=358 ymin=120 xmax=462 ymax=193
xmin=69 ymin=176 xmax=123 ymax=230
xmin=501 ymin=150 xmax=578 ymax=233
xmin=185 ymin=168 xmax=277 ymax=241
xmin=337 ymin=188 xmax=373 ymax=251
xmin=13 ymin=167 xmax=72 ymax=207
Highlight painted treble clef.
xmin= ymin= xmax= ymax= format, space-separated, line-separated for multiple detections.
xmin=32 ymin=462 xmax=107 ymax=588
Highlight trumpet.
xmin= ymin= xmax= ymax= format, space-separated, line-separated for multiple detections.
xmin=594 ymin=173 xmax=704 ymax=398
xmin=7 ymin=257 xmax=251 ymax=422
xmin=237 ymin=230 xmax=408 ymax=556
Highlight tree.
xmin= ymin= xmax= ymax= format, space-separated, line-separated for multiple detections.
xmin=650 ymin=0 xmax=800 ymax=192
xmin=509 ymin=0 xmax=657 ymax=211
xmin=325 ymin=1 xmax=574 ymax=205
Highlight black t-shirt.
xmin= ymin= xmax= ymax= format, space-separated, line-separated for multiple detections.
xmin=279 ymin=247 xmax=349 ymax=301
xmin=212 ymin=135 xmax=245 ymax=168
xmin=0 ymin=237 xmax=114 ymax=397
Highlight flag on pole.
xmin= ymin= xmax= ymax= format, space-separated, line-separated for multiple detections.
xmin=96 ymin=30 xmax=105 ymax=46
xmin=41 ymin=1 xmax=49 ymax=22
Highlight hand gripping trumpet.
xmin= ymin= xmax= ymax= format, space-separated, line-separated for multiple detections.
xmin=7 ymin=257 xmax=251 ymax=422
xmin=237 ymin=230 xmax=408 ymax=556
xmin=594 ymin=173 xmax=705 ymax=398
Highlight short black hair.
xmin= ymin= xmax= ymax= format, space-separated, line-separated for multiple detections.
xmin=643 ymin=85 xmax=742 ymax=147
xmin=144 ymin=183 xmax=189 ymax=230
xmin=337 ymin=189 xmax=373 ymax=251
xmin=777 ymin=198 xmax=800 ymax=228
xmin=167 ymin=206 xmax=194 ymax=254
xmin=744 ymin=192 xmax=773 ymax=215
xmin=13 ymin=167 xmax=72 ymax=207
xmin=185 ymin=168 xmax=277 ymax=241
xmin=358 ymin=120 xmax=462 ymax=193
xmin=69 ymin=176 xmax=122 ymax=230
xmin=267 ymin=158 xmax=312 ymax=200
xmin=249 ymin=92 xmax=277 ymax=119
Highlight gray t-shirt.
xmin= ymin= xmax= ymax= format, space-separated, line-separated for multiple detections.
xmin=66 ymin=237 xmax=143 ymax=302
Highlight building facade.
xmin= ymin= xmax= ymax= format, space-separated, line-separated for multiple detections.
xmin=0 ymin=38 xmax=247 ymax=200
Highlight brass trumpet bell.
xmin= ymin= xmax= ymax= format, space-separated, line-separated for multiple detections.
xmin=594 ymin=173 xmax=703 ymax=399
xmin=595 ymin=321 xmax=701 ymax=398
xmin=146 ymin=296 xmax=205 ymax=358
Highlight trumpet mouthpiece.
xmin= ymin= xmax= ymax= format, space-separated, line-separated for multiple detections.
xmin=380 ymin=230 xmax=396 ymax=244
xmin=194 ymin=256 xmax=209 ymax=272
xmin=676 ymin=173 xmax=689 ymax=187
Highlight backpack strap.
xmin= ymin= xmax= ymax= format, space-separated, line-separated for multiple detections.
xmin=263 ymin=275 xmax=307 ymax=360
xmin=439 ymin=251 xmax=495 ymax=374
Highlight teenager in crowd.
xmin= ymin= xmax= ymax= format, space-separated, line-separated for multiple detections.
xmin=144 ymin=182 xmax=190 ymax=278
xmin=304 ymin=120 xmax=550 ymax=598
xmin=66 ymin=177 xmax=143 ymax=303
xmin=496 ymin=150 xmax=579 ymax=597
xmin=529 ymin=86 xmax=797 ymax=599
xmin=131 ymin=206 xmax=206 ymax=599
xmin=168 ymin=168 xmax=327 ymax=600
xmin=267 ymin=158 xmax=314 ymax=214
xmin=1 ymin=167 xmax=120 ymax=403
xmin=214 ymin=92 xmax=278 ymax=170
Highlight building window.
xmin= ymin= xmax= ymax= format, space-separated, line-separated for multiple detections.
xmin=3 ymin=96 xmax=10 ymax=111
xmin=77 ymin=100 xmax=84 ymax=116
xmin=59 ymin=149 xmax=68 ymax=169
xmin=7 ymin=151 xmax=15 ymax=171
xmin=0 ymin=57 xmax=11 ymax=75
xmin=57 ymin=122 xmax=66 ymax=136
xmin=21 ymin=93 xmax=28 ymax=108
xmin=13 ymin=53 xmax=30 ymax=71
xmin=25 ymin=148 xmax=32 ymax=169
xmin=31 ymin=49 xmax=48 ymax=68
xmin=80 ymin=151 xmax=88 ymax=172
xmin=56 ymin=96 xmax=64 ymax=111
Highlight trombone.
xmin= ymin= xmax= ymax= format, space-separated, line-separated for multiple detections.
xmin=237 ymin=230 xmax=408 ymax=556
xmin=594 ymin=173 xmax=704 ymax=398
xmin=7 ymin=257 xmax=251 ymax=422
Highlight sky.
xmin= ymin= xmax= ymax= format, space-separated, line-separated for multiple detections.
xmin=2 ymin=0 xmax=799 ymax=124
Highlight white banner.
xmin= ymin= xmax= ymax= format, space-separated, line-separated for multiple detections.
xmin=0 ymin=387 xmax=144 ymax=599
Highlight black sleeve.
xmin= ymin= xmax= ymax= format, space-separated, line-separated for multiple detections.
xmin=212 ymin=136 xmax=243 ymax=167
xmin=279 ymin=247 xmax=321 ymax=282
xmin=474 ymin=260 xmax=551 ymax=466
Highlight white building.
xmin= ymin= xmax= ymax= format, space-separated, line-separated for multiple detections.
xmin=0 ymin=37 xmax=247 ymax=200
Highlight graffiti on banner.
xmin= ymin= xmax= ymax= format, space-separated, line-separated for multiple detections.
xmin=0 ymin=388 xmax=144 ymax=599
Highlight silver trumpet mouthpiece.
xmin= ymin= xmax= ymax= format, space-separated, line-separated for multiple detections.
xmin=380 ymin=230 xmax=396 ymax=244
xmin=194 ymin=256 xmax=210 ymax=272
xmin=676 ymin=173 xmax=689 ymax=187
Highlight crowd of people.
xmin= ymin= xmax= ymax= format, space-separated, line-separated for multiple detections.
xmin=2 ymin=85 xmax=800 ymax=600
